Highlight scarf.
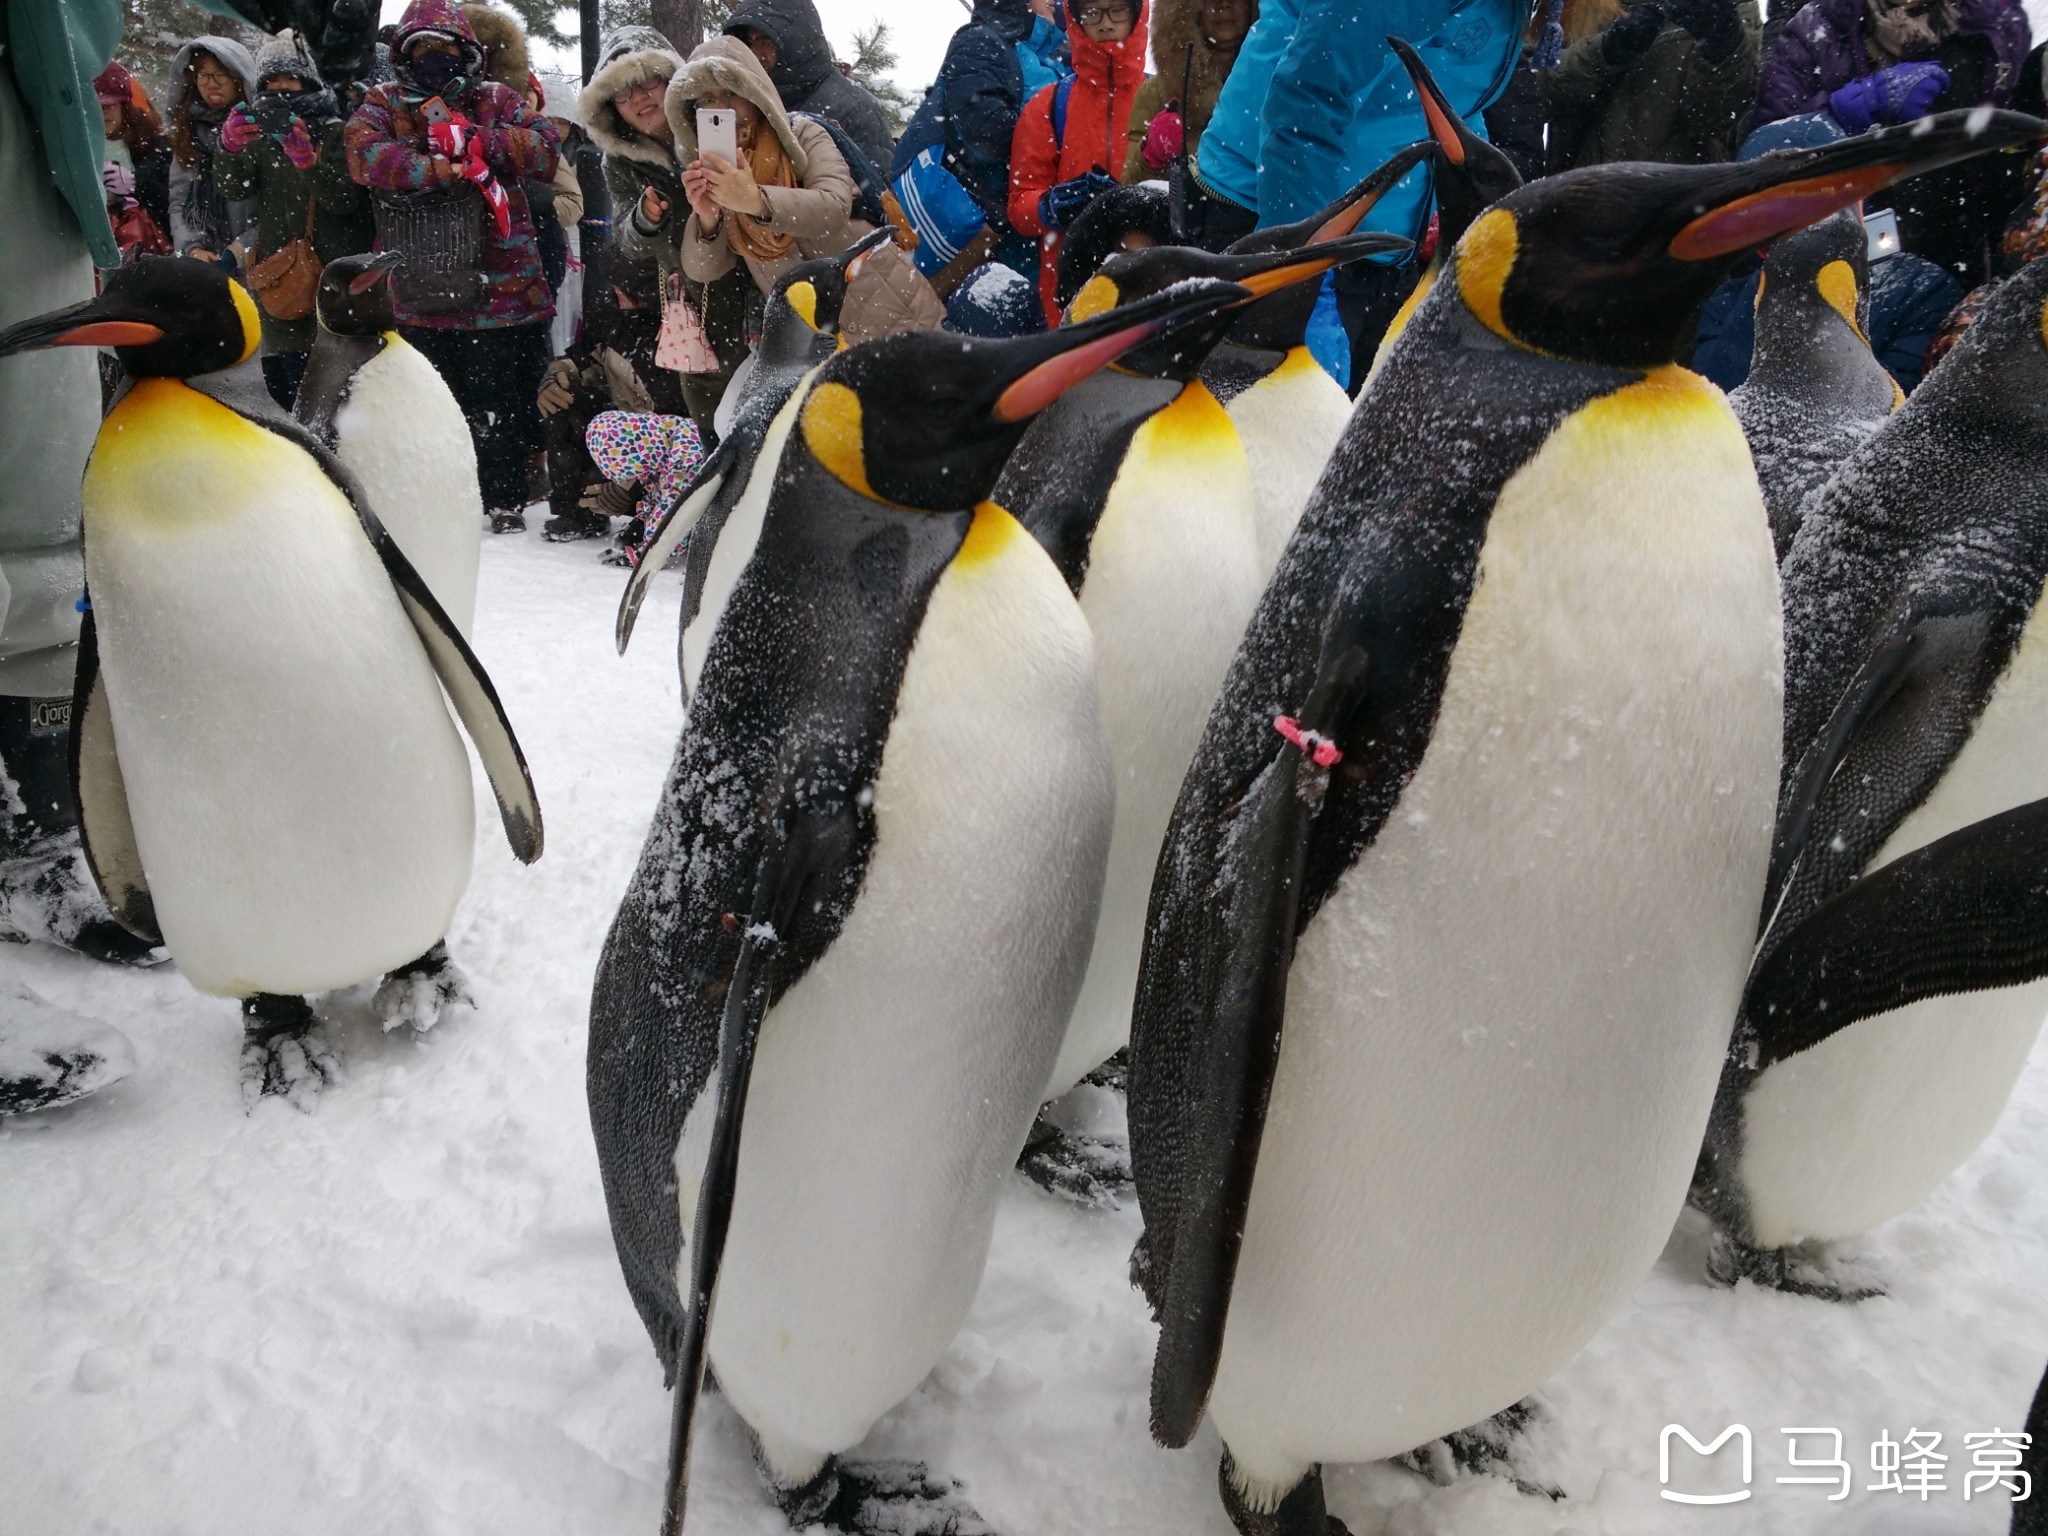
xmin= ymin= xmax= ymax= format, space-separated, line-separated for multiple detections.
xmin=1866 ymin=0 xmax=1953 ymax=65
xmin=726 ymin=123 xmax=798 ymax=264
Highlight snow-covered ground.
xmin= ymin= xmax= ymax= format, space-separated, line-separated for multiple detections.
xmin=4 ymin=529 xmax=2045 ymax=1536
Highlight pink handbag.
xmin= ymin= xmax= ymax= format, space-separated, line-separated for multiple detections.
xmin=656 ymin=269 xmax=721 ymax=374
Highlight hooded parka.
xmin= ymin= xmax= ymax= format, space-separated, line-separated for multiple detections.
xmin=1123 ymin=0 xmax=1257 ymax=180
xmin=666 ymin=37 xmax=941 ymax=340
xmin=167 ymin=35 xmax=259 ymax=258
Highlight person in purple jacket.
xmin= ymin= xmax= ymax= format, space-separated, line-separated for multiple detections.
xmin=1755 ymin=0 xmax=2033 ymax=282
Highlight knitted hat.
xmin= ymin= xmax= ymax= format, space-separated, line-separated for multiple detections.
xmin=94 ymin=61 xmax=136 ymax=107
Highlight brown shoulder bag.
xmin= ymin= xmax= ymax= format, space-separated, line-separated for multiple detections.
xmin=246 ymin=202 xmax=321 ymax=322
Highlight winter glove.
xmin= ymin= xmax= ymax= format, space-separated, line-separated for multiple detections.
xmin=1601 ymin=3 xmax=1667 ymax=64
xmin=1142 ymin=106 xmax=1185 ymax=171
xmin=102 ymin=160 xmax=136 ymax=199
xmin=580 ymin=478 xmax=639 ymax=518
xmin=1038 ymin=169 xmax=1118 ymax=232
xmin=536 ymin=357 xmax=578 ymax=416
xmin=219 ymin=104 xmax=261 ymax=155
xmin=427 ymin=118 xmax=476 ymax=159
xmin=1829 ymin=62 xmax=1950 ymax=133
xmin=279 ymin=117 xmax=318 ymax=171
xmin=1664 ymin=0 xmax=1743 ymax=58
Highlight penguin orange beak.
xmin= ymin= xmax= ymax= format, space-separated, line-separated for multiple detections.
xmin=0 ymin=296 xmax=163 ymax=355
xmin=348 ymin=252 xmax=405 ymax=295
xmin=1667 ymin=109 xmax=2048 ymax=261
xmin=836 ymin=225 xmax=896 ymax=286
xmin=1227 ymin=231 xmax=1414 ymax=297
xmin=992 ymin=278 xmax=1248 ymax=422
xmin=1389 ymin=37 xmax=1483 ymax=172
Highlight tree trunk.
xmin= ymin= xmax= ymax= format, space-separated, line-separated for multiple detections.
xmin=651 ymin=0 xmax=703 ymax=54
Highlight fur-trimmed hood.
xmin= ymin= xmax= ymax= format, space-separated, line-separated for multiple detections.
xmin=581 ymin=25 xmax=686 ymax=165
xmin=663 ymin=35 xmax=807 ymax=179
xmin=1148 ymin=0 xmax=1257 ymax=118
xmin=461 ymin=5 xmax=533 ymax=93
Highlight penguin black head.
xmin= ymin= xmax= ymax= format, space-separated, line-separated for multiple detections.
xmin=767 ymin=226 xmax=898 ymax=351
xmin=1459 ymin=109 xmax=2047 ymax=370
xmin=0 ymin=256 xmax=260 ymax=378
xmin=1069 ymin=232 xmax=1411 ymax=373
xmin=1756 ymin=209 xmax=1871 ymax=340
xmin=799 ymin=277 xmax=1247 ymax=509
xmin=315 ymin=252 xmax=403 ymax=335
xmin=1386 ymin=36 xmax=1523 ymax=251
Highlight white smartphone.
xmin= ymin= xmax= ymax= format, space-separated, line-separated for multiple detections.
xmin=697 ymin=107 xmax=738 ymax=165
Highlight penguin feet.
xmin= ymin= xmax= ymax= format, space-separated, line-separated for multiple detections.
xmin=371 ymin=941 xmax=474 ymax=1035
xmin=0 ymin=981 xmax=135 ymax=1114
xmin=1396 ymin=1397 xmax=1564 ymax=1499
xmin=1015 ymin=1111 xmax=1132 ymax=1208
xmin=0 ymin=833 xmax=164 ymax=967
xmin=762 ymin=1451 xmax=997 ymax=1535
xmin=1219 ymin=1455 xmax=1350 ymax=1536
xmin=1704 ymin=1228 xmax=1886 ymax=1302
xmin=239 ymin=994 xmax=337 ymax=1112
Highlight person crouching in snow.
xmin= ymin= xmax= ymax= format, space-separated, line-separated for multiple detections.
xmin=1008 ymin=0 xmax=1149 ymax=326
xmin=585 ymin=410 xmax=708 ymax=567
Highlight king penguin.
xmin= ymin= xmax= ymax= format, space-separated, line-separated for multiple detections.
xmin=296 ymin=253 xmax=484 ymax=634
xmin=0 ymin=258 xmax=543 ymax=1103
xmin=1728 ymin=209 xmax=1902 ymax=560
xmin=991 ymin=232 xmax=1410 ymax=1183
xmin=1363 ymin=37 xmax=1525 ymax=388
xmin=1125 ymin=111 xmax=2042 ymax=1535
xmin=1692 ymin=249 xmax=2048 ymax=1299
xmin=614 ymin=227 xmax=897 ymax=698
xmin=586 ymin=279 xmax=1243 ymax=1536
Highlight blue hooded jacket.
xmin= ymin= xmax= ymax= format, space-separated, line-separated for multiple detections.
xmin=1195 ymin=0 xmax=1523 ymax=240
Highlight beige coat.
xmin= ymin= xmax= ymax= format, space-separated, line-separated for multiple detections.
xmin=664 ymin=37 xmax=941 ymax=342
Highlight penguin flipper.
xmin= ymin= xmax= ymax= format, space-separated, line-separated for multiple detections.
xmin=1142 ymin=643 xmax=1370 ymax=1449
xmin=1767 ymin=603 xmax=2004 ymax=926
xmin=1744 ymin=794 xmax=2048 ymax=1068
xmin=68 ymin=607 xmax=160 ymax=944
xmin=373 ymin=528 xmax=545 ymax=863
xmin=616 ymin=434 xmax=736 ymax=656
xmin=664 ymin=794 xmax=862 ymax=1536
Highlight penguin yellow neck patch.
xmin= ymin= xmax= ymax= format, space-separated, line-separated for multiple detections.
xmin=230 ymin=280 xmax=263 ymax=365
xmin=784 ymin=280 xmax=820 ymax=331
xmin=86 ymin=378 xmax=289 ymax=527
xmin=801 ymin=382 xmax=877 ymax=499
xmin=1813 ymin=260 xmax=1866 ymax=341
xmin=953 ymin=501 xmax=1023 ymax=571
xmin=1455 ymin=209 xmax=1518 ymax=346
xmin=1068 ymin=275 xmax=1118 ymax=325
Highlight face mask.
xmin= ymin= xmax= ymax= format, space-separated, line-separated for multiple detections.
xmin=405 ymin=50 xmax=466 ymax=95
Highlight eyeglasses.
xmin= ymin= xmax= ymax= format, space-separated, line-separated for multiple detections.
xmin=615 ymin=79 xmax=666 ymax=104
xmin=1075 ymin=3 xmax=1135 ymax=23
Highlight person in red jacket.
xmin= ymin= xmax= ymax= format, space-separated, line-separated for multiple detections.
xmin=1008 ymin=0 xmax=1150 ymax=325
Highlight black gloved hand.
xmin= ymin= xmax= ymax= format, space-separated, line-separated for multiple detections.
xmin=1601 ymin=2 xmax=1667 ymax=63
xmin=1665 ymin=0 xmax=1743 ymax=58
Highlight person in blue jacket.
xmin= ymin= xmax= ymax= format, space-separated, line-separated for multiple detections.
xmin=1186 ymin=0 xmax=1524 ymax=383
xmin=890 ymin=0 xmax=1070 ymax=280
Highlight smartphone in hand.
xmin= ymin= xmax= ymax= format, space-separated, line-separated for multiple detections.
xmin=697 ymin=107 xmax=738 ymax=166
xmin=421 ymin=95 xmax=453 ymax=125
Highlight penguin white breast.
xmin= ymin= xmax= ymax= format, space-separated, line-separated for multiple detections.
xmin=1224 ymin=348 xmax=1353 ymax=573
xmin=681 ymin=375 xmax=816 ymax=699
xmin=680 ymin=505 xmax=1113 ymax=1477
xmin=1042 ymin=383 xmax=1262 ymax=1101
xmin=1207 ymin=368 xmax=1783 ymax=1489
xmin=1739 ymin=579 xmax=2048 ymax=1248
xmin=334 ymin=336 xmax=483 ymax=635
xmin=84 ymin=380 xmax=474 ymax=998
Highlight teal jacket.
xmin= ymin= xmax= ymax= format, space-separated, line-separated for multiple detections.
xmin=1193 ymin=0 xmax=1522 ymax=243
xmin=5 ymin=0 xmax=249 ymax=268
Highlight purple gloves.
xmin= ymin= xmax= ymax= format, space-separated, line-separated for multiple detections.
xmin=279 ymin=118 xmax=317 ymax=170
xmin=219 ymin=104 xmax=261 ymax=154
xmin=1829 ymin=62 xmax=1950 ymax=133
